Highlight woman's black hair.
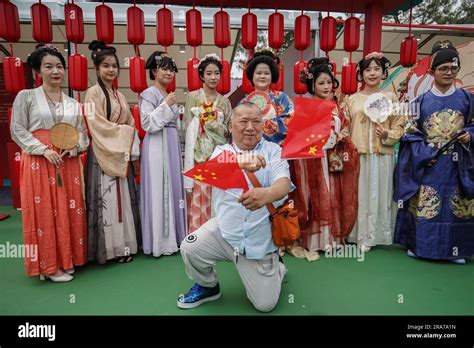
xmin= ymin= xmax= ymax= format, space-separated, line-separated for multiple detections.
xmin=197 ymin=55 xmax=222 ymax=82
xmin=88 ymin=40 xmax=120 ymax=120
xmin=356 ymin=55 xmax=391 ymax=82
xmin=303 ymin=57 xmax=339 ymax=95
xmin=145 ymin=51 xmax=178 ymax=80
xmin=246 ymin=50 xmax=279 ymax=86
xmin=27 ymin=44 xmax=66 ymax=72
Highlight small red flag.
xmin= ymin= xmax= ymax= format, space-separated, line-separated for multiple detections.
xmin=183 ymin=150 xmax=249 ymax=191
xmin=281 ymin=97 xmax=335 ymax=159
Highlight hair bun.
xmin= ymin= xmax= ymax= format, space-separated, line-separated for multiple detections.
xmin=431 ymin=40 xmax=456 ymax=55
xmin=35 ymin=43 xmax=46 ymax=50
xmin=88 ymin=40 xmax=107 ymax=52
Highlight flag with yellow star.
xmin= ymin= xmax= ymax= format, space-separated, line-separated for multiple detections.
xmin=281 ymin=97 xmax=335 ymax=159
xmin=183 ymin=150 xmax=249 ymax=191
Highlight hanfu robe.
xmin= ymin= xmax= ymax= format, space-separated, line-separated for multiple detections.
xmin=394 ymin=86 xmax=474 ymax=260
xmin=260 ymin=90 xmax=294 ymax=145
xmin=84 ymin=84 xmax=141 ymax=263
xmin=346 ymin=91 xmax=405 ymax=247
xmin=11 ymin=87 xmax=89 ymax=275
xmin=183 ymin=88 xmax=232 ymax=233
xmin=291 ymin=104 xmax=360 ymax=252
xmin=139 ymin=86 xmax=187 ymax=257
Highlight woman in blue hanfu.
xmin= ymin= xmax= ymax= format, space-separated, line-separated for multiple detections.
xmin=244 ymin=50 xmax=294 ymax=145
xmin=394 ymin=40 xmax=474 ymax=264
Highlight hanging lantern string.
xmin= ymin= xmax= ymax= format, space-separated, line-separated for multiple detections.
xmin=9 ymin=42 xmax=14 ymax=57
xmin=193 ymin=46 xmax=196 ymax=59
xmin=349 ymin=0 xmax=353 ymax=65
xmin=408 ymin=0 xmax=413 ymax=37
xmin=193 ymin=0 xmax=195 ymax=9
xmin=248 ymin=0 xmax=251 ymax=13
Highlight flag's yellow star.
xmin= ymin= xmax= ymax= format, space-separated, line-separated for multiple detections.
xmin=308 ymin=146 xmax=317 ymax=155
xmin=193 ymin=174 xmax=205 ymax=181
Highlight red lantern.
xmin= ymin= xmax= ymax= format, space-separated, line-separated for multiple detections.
xmin=127 ymin=6 xmax=145 ymax=46
xmin=268 ymin=12 xmax=284 ymax=49
xmin=217 ymin=60 xmax=230 ymax=95
xmin=214 ymin=10 xmax=230 ymax=48
xmin=68 ymin=54 xmax=88 ymax=92
xmin=130 ymin=56 xmax=147 ymax=94
xmin=186 ymin=9 xmax=202 ymax=47
xmin=65 ymin=3 xmax=84 ymax=43
xmin=294 ymin=14 xmax=310 ymax=51
xmin=241 ymin=12 xmax=257 ymax=49
xmin=95 ymin=4 xmax=114 ymax=44
xmin=167 ymin=75 xmax=176 ymax=93
xmin=0 ymin=1 xmax=20 ymax=42
xmin=157 ymin=7 xmax=174 ymax=47
xmin=187 ymin=57 xmax=203 ymax=92
xmin=320 ymin=16 xmax=336 ymax=52
xmin=344 ymin=17 xmax=360 ymax=52
xmin=400 ymin=36 xmax=418 ymax=67
xmin=270 ymin=62 xmax=284 ymax=91
xmin=3 ymin=57 xmax=26 ymax=95
xmin=341 ymin=62 xmax=358 ymax=95
xmin=31 ymin=2 xmax=53 ymax=43
xmin=113 ymin=78 xmax=118 ymax=90
xmin=132 ymin=105 xmax=146 ymax=140
xmin=294 ymin=61 xmax=308 ymax=95
xmin=242 ymin=64 xmax=255 ymax=94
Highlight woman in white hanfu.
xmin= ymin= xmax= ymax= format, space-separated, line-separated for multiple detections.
xmin=139 ymin=51 xmax=187 ymax=257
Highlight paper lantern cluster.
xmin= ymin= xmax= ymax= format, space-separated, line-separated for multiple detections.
xmin=1 ymin=1 xmax=418 ymax=101
xmin=293 ymin=11 xmax=311 ymax=95
xmin=341 ymin=14 xmax=360 ymax=95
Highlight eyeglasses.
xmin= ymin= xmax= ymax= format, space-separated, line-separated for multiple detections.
xmin=436 ymin=66 xmax=460 ymax=74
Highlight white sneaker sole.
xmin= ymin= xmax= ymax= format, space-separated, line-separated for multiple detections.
xmin=177 ymin=292 xmax=221 ymax=309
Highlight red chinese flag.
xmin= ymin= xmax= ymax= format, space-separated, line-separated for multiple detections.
xmin=183 ymin=150 xmax=249 ymax=191
xmin=282 ymin=97 xmax=335 ymax=159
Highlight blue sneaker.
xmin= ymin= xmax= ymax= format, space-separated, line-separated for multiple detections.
xmin=177 ymin=283 xmax=221 ymax=309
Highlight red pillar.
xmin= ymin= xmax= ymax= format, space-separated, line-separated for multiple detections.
xmin=363 ymin=1 xmax=383 ymax=56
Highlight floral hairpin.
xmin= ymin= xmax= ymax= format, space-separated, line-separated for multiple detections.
xmin=199 ymin=53 xmax=221 ymax=64
xmin=299 ymin=67 xmax=313 ymax=83
xmin=41 ymin=44 xmax=59 ymax=52
xmin=365 ymin=51 xmax=384 ymax=59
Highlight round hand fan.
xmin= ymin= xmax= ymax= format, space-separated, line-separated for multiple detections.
xmin=363 ymin=92 xmax=393 ymax=124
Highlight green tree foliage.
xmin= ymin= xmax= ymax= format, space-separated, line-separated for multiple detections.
xmin=384 ymin=0 xmax=474 ymax=24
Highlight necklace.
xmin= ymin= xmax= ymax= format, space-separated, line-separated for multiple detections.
xmin=43 ymin=87 xmax=63 ymax=109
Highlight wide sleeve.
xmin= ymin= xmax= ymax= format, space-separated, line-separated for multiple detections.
xmin=75 ymin=104 xmax=89 ymax=153
xmin=281 ymin=92 xmax=294 ymax=115
xmin=456 ymin=90 xmax=474 ymax=198
xmin=84 ymin=87 xmax=135 ymax=164
xmin=182 ymin=92 xmax=196 ymax=136
xmin=10 ymin=90 xmax=48 ymax=156
xmin=338 ymin=105 xmax=350 ymax=138
xmin=393 ymin=98 xmax=436 ymax=202
xmin=139 ymin=89 xmax=177 ymax=134
xmin=382 ymin=93 xmax=406 ymax=147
